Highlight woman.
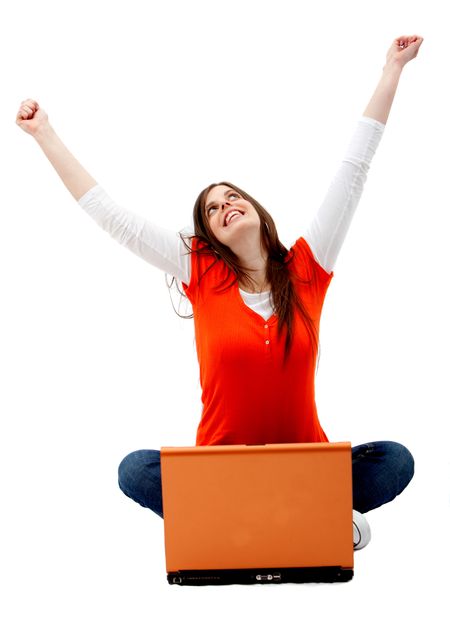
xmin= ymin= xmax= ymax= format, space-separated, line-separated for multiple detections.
xmin=16 ymin=35 xmax=423 ymax=551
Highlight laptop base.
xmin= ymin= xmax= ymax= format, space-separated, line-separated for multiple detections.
xmin=168 ymin=566 xmax=353 ymax=585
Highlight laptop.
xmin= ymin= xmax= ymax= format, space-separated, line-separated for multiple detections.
xmin=160 ymin=442 xmax=353 ymax=585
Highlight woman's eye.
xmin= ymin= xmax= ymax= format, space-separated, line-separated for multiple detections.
xmin=207 ymin=194 xmax=239 ymax=215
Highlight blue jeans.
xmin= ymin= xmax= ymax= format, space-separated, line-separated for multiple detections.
xmin=118 ymin=441 xmax=415 ymax=519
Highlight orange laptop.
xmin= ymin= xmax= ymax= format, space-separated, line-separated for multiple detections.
xmin=160 ymin=442 xmax=353 ymax=585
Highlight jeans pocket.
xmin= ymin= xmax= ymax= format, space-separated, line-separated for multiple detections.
xmin=364 ymin=443 xmax=375 ymax=455
xmin=353 ymin=442 xmax=375 ymax=460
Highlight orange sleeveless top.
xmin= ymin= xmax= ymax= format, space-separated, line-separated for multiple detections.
xmin=182 ymin=236 xmax=333 ymax=446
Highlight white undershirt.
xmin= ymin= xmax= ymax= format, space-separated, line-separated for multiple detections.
xmin=239 ymin=288 xmax=274 ymax=321
xmin=77 ymin=116 xmax=385 ymax=320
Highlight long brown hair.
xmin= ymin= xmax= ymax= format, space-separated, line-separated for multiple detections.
xmin=170 ymin=181 xmax=318 ymax=366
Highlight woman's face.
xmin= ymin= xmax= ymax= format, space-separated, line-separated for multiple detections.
xmin=204 ymin=185 xmax=261 ymax=247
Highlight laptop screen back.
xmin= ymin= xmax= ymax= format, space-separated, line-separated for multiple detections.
xmin=161 ymin=442 xmax=353 ymax=572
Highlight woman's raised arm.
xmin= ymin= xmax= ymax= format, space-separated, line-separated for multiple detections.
xmin=15 ymin=100 xmax=192 ymax=284
xmin=16 ymin=100 xmax=97 ymax=201
xmin=363 ymin=35 xmax=424 ymax=124
xmin=303 ymin=35 xmax=424 ymax=274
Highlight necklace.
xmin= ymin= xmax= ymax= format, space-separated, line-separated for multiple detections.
xmin=239 ymin=283 xmax=271 ymax=294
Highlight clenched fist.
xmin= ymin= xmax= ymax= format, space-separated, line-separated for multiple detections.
xmin=16 ymin=99 xmax=50 ymax=137
xmin=386 ymin=35 xmax=424 ymax=68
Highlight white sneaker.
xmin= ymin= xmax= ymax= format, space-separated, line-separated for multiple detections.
xmin=353 ymin=510 xmax=371 ymax=550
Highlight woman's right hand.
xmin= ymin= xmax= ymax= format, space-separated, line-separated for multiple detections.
xmin=16 ymin=99 xmax=50 ymax=137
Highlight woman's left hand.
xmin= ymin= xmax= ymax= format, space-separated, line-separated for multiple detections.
xmin=385 ymin=35 xmax=424 ymax=69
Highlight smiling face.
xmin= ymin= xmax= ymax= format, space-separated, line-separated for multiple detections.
xmin=204 ymin=184 xmax=262 ymax=248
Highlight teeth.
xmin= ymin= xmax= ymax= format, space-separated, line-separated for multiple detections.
xmin=225 ymin=211 xmax=243 ymax=226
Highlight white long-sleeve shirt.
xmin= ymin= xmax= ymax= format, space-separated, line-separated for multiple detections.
xmin=77 ymin=116 xmax=385 ymax=319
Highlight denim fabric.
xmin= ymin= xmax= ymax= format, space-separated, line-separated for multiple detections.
xmin=118 ymin=441 xmax=414 ymax=519
xmin=351 ymin=441 xmax=414 ymax=513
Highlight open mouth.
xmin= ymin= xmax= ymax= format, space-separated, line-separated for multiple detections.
xmin=224 ymin=209 xmax=245 ymax=226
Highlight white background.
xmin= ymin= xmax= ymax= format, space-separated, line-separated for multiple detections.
xmin=1 ymin=0 xmax=449 ymax=614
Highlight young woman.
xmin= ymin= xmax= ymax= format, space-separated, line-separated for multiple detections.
xmin=16 ymin=34 xmax=423 ymax=551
